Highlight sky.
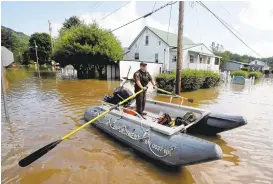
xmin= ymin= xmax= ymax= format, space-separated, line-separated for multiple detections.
xmin=1 ymin=1 xmax=273 ymax=58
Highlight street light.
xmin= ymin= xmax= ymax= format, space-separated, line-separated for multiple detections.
xmin=29 ymin=40 xmax=40 ymax=77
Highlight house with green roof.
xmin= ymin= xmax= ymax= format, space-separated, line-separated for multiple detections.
xmin=123 ymin=26 xmax=221 ymax=72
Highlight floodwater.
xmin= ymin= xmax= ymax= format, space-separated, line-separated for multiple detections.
xmin=1 ymin=68 xmax=273 ymax=184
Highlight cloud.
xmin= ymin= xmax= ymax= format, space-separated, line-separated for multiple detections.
xmin=51 ymin=2 xmax=174 ymax=47
xmin=239 ymin=0 xmax=273 ymax=31
xmin=250 ymin=42 xmax=273 ymax=58
xmin=51 ymin=23 xmax=62 ymax=38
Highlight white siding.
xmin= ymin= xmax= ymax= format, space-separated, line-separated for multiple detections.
xmin=119 ymin=60 xmax=162 ymax=80
xmin=168 ymin=44 xmax=220 ymax=72
xmin=124 ymin=27 xmax=170 ymax=71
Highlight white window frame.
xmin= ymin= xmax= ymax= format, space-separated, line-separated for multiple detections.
xmin=199 ymin=55 xmax=203 ymax=63
xmin=215 ymin=58 xmax=220 ymax=65
xmin=172 ymin=56 xmax=177 ymax=62
xmin=135 ymin=53 xmax=139 ymax=60
xmin=190 ymin=55 xmax=194 ymax=63
xmin=207 ymin=56 xmax=211 ymax=64
xmin=145 ymin=36 xmax=149 ymax=46
xmin=155 ymin=53 xmax=159 ymax=63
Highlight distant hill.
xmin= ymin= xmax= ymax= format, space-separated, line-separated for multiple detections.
xmin=1 ymin=26 xmax=30 ymax=64
xmin=1 ymin=26 xmax=30 ymax=41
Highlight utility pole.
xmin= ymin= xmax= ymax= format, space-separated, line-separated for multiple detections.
xmin=1 ymin=63 xmax=9 ymax=121
xmin=33 ymin=40 xmax=40 ymax=77
xmin=48 ymin=20 xmax=53 ymax=53
xmin=175 ymin=1 xmax=184 ymax=95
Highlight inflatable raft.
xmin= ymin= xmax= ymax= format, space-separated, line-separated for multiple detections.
xmin=84 ymin=87 xmax=247 ymax=166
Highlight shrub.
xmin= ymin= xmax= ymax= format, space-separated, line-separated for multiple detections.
xmin=241 ymin=67 xmax=248 ymax=71
xmin=155 ymin=69 xmax=220 ymax=92
xmin=181 ymin=69 xmax=205 ymax=91
xmin=231 ymin=70 xmax=248 ymax=78
xmin=201 ymin=70 xmax=220 ymax=88
xmin=248 ymin=71 xmax=262 ymax=79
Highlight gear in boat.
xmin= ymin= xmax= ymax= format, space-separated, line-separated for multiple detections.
xmin=103 ymin=87 xmax=248 ymax=135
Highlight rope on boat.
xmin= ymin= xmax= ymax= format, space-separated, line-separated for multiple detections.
xmin=94 ymin=110 xmax=174 ymax=158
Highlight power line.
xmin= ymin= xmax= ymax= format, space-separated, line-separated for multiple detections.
xmin=166 ymin=2 xmax=173 ymax=45
xmin=152 ymin=2 xmax=157 ymax=11
xmin=197 ymin=1 xmax=262 ymax=57
xmin=216 ymin=1 xmax=232 ymax=16
xmin=111 ymin=1 xmax=177 ymax=33
xmin=92 ymin=1 xmax=104 ymax=11
xmin=101 ymin=1 xmax=131 ymax=21
xmin=135 ymin=2 xmax=158 ymax=54
xmin=90 ymin=2 xmax=99 ymax=10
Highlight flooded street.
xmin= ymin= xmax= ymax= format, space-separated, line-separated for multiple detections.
xmin=1 ymin=68 xmax=273 ymax=184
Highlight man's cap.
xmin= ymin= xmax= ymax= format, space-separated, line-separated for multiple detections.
xmin=140 ymin=62 xmax=147 ymax=66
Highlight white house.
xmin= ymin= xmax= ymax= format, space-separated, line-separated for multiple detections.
xmin=248 ymin=60 xmax=270 ymax=71
xmin=123 ymin=26 xmax=221 ymax=72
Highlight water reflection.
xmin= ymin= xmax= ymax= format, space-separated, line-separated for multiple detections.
xmin=2 ymin=69 xmax=273 ymax=184
xmin=195 ymin=135 xmax=240 ymax=166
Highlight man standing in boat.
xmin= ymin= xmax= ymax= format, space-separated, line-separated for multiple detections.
xmin=133 ymin=62 xmax=157 ymax=119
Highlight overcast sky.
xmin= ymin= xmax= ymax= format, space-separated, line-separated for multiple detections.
xmin=2 ymin=1 xmax=273 ymax=58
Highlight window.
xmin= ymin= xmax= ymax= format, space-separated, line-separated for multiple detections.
xmin=135 ymin=53 xmax=139 ymax=60
xmin=199 ymin=56 xmax=203 ymax=63
xmin=155 ymin=53 xmax=158 ymax=63
xmin=135 ymin=44 xmax=137 ymax=48
xmin=190 ymin=55 xmax=194 ymax=63
xmin=145 ymin=36 xmax=149 ymax=45
xmin=207 ymin=57 xmax=211 ymax=64
xmin=159 ymin=41 xmax=161 ymax=45
xmin=172 ymin=56 xmax=177 ymax=62
xmin=215 ymin=58 xmax=220 ymax=65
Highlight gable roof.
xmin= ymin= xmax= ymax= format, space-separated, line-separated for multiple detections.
xmin=128 ymin=26 xmax=195 ymax=49
xmin=147 ymin=26 xmax=195 ymax=47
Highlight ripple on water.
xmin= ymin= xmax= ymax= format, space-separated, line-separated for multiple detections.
xmin=2 ymin=70 xmax=273 ymax=184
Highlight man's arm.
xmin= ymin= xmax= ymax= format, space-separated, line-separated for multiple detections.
xmin=136 ymin=79 xmax=144 ymax=89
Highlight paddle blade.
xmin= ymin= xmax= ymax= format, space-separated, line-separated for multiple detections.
xmin=187 ymin=98 xmax=194 ymax=103
xmin=18 ymin=139 xmax=62 ymax=167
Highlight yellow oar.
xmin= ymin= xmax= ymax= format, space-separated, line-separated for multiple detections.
xmin=18 ymin=89 xmax=144 ymax=167
xmin=157 ymin=88 xmax=194 ymax=103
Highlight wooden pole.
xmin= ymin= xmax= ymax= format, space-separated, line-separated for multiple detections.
xmin=1 ymin=64 xmax=9 ymax=121
xmin=34 ymin=40 xmax=40 ymax=78
xmin=175 ymin=1 xmax=184 ymax=95
xmin=48 ymin=20 xmax=54 ymax=53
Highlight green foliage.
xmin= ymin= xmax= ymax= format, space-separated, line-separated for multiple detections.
xmin=215 ymin=51 xmax=231 ymax=67
xmin=231 ymin=70 xmax=248 ymax=78
xmin=53 ymin=23 xmax=123 ymax=67
xmin=1 ymin=26 xmax=29 ymax=64
xmin=241 ymin=66 xmax=248 ymax=71
xmin=155 ymin=69 xmax=220 ymax=92
xmin=181 ymin=69 xmax=205 ymax=91
xmin=60 ymin=16 xmax=83 ymax=33
xmin=201 ymin=70 xmax=220 ymax=88
xmin=248 ymin=72 xmax=262 ymax=80
xmin=29 ymin=33 xmax=52 ymax=64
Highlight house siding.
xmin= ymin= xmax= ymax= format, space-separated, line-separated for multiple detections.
xmin=168 ymin=45 xmax=220 ymax=72
xmin=123 ymin=27 xmax=170 ymax=71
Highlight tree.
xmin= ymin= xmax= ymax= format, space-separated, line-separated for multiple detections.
xmin=1 ymin=26 xmax=29 ymax=64
xmin=62 ymin=16 xmax=83 ymax=30
xmin=1 ymin=27 xmax=14 ymax=50
xmin=29 ymin=33 xmax=52 ymax=64
xmin=210 ymin=42 xmax=224 ymax=53
xmin=53 ymin=23 xmax=123 ymax=79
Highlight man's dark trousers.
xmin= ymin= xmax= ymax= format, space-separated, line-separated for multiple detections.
xmin=135 ymin=90 xmax=146 ymax=115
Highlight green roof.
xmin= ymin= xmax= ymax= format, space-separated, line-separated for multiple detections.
xmin=147 ymin=26 xmax=195 ymax=47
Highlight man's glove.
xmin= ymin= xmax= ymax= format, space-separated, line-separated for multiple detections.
xmin=143 ymin=86 xmax=148 ymax=91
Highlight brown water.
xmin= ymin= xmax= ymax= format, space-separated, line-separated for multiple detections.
xmin=2 ymin=68 xmax=273 ymax=184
